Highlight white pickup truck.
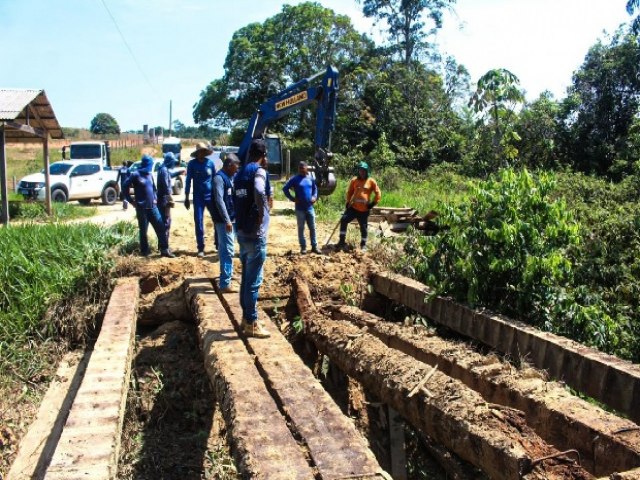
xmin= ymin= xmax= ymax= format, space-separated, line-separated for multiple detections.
xmin=17 ymin=161 xmax=120 ymax=205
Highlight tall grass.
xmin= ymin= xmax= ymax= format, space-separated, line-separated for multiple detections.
xmin=0 ymin=221 xmax=136 ymax=376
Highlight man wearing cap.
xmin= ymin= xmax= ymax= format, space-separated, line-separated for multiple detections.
xmin=184 ymin=142 xmax=217 ymax=257
xmin=123 ymin=154 xmax=175 ymax=258
xmin=337 ymin=161 xmax=381 ymax=252
xmin=213 ymin=153 xmax=240 ymax=293
xmin=283 ymin=161 xmax=320 ymax=254
xmin=233 ymin=139 xmax=271 ymax=338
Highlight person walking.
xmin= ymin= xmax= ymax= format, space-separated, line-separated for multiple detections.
xmin=336 ymin=161 xmax=381 ymax=252
xmin=213 ymin=153 xmax=240 ymax=293
xmin=116 ymin=160 xmax=131 ymax=210
xmin=157 ymin=152 xmax=177 ymax=247
xmin=283 ymin=161 xmax=320 ymax=254
xmin=123 ymin=154 xmax=175 ymax=258
xmin=234 ymin=139 xmax=271 ymax=338
xmin=184 ymin=142 xmax=217 ymax=257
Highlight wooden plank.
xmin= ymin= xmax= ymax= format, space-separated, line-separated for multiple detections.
xmin=218 ymin=289 xmax=386 ymax=479
xmin=184 ymin=278 xmax=314 ymax=479
xmin=44 ymin=277 xmax=139 ymax=480
xmin=7 ymin=352 xmax=88 ymax=480
xmin=372 ymin=271 xmax=640 ymax=424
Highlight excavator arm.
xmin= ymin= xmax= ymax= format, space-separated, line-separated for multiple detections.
xmin=237 ymin=65 xmax=339 ymax=195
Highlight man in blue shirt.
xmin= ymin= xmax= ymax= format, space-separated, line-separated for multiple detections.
xmin=234 ymin=139 xmax=271 ymax=338
xmin=123 ymin=154 xmax=175 ymax=258
xmin=283 ymin=161 xmax=320 ymax=254
xmin=184 ymin=142 xmax=216 ymax=257
xmin=213 ymin=154 xmax=240 ymax=293
xmin=157 ymin=152 xmax=177 ymax=247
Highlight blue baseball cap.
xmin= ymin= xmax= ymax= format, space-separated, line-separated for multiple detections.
xmin=139 ymin=154 xmax=154 ymax=173
xmin=163 ymin=152 xmax=176 ymax=168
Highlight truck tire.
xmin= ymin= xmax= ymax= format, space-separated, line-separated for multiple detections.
xmin=51 ymin=188 xmax=67 ymax=203
xmin=172 ymin=177 xmax=184 ymax=196
xmin=78 ymin=199 xmax=92 ymax=206
xmin=101 ymin=185 xmax=118 ymax=205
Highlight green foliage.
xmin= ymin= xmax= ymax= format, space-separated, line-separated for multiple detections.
xmin=0 ymin=222 xmax=136 ymax=375
xmin=560 ymin=30 xmax=640 ymax=177
xmin=360 ymin=0 xmax=456 ymax=64
xmin=402 ymin=168 xmax=581 ymax=327
xmin=8 ymin=200 xmax=96 ymax=221
xmin=368 ymin=132 xmax=396 ymax=170
xmin=90 ymin=112 xmax=121 ymax=135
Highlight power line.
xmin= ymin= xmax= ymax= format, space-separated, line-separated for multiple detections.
xmin=99 ymin=0 xmax=160 ymax=99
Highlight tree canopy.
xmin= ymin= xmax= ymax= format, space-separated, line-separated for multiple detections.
xmin=89 ymin=113 xmax=120 ymax=135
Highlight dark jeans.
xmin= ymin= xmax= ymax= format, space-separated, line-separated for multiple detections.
xmin=136 ymin=206 xmax=168 ymax=254
xmin=193 ymin=198 xmax=216 ymax=252
xmin=159 ymin=204 xmax=172 ymax=246
xmin=339 ymin=207 xmax=369 ymax=247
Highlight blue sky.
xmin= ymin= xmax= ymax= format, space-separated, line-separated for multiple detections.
xmin=0 ymin=0 xmax=632 ymax=131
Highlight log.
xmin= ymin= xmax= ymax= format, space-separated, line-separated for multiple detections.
xmin=292 ymin=276 xmax=594 ymax=480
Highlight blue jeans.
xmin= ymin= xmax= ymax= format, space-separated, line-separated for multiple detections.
xmin=295 ymin=207 xmax=317 ymax=250
xmin=135 ymin=206 xmax=168 ymax=254
xmin=215 ymin=222 xmax=235 ymax=289
xmin=193 ymin=198 xmax=216 ymax=252
xmin=238 ymin=235 xmax=267 ymax=323
xmin=159 ymin=204 xmax=172 ymax=246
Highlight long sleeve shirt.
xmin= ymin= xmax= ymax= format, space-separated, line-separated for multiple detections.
xmin=156 ymin=166 xmax=172 ymax=207
xmin=185 ymin=158 xmax=216 ymax=202
xmin=123 ymin=171 xmax=157 ymax=209
xmin=213 ymin=172 xmax=234 ymax=224
xmin=282 ymin=173 xmax=317 ymax=210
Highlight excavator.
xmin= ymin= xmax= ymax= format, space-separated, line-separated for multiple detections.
xmin=236 ymin=65 xmax=339 ymax=196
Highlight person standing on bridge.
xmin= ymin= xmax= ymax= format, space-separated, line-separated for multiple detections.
xmin=234 ymin=139 xmax=271 ymax=338
xmin=336 ymin=161 xmax=381 ymax=252
xmin=283 ymin=161 xmax=320 ymax=254
xmin=184 ymin=142 xmax=217 ymax=257
xmin=213 ymin=153 xmax=240 ymax=293
xmin=157 ymin=152 xmax=177 ymax=248
xmin=123 ymin=154 xmax=175 ymax=258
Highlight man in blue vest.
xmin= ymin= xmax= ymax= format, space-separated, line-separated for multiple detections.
xmin=283 ymin=161 xmax=320 ymax=254
xmin=123 ymin=154 xmax=174 ymax=258
xmin=234 ymin=139 xmax=271 ymax=338
xmin=213 ymin=153 xmax=240 ymax=293
xmin=184 ymin=142 xmax=216 ymax=257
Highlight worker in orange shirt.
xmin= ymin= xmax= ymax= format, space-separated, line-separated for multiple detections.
xmin=336 ymin=162 xmax=381 ymax=252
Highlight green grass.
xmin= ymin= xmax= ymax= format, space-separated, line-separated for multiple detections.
xmin=8 ymin=200 xmax=97 ymax=221
xmin=0 ymin=221 xmax=136 ymax=376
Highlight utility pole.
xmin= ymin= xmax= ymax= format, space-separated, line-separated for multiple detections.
xmin=168 ymin=100 xmax=172 ymax=136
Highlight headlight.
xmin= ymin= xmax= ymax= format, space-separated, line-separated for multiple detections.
xmin=37 ymin=182 xmax=45 ymax=188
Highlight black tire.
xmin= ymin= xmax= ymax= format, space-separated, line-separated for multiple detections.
xmin=51 ymin=188 xmax=67 ymax=203
xmin=172 ymin=177 xmax=184 ymax=196
xmin=78 ymin=198 xmax=92 ymax=206
xmin=101 ymin=185 xmax=118 ymax=205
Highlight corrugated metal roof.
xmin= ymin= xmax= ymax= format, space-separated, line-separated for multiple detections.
xmin=0 ymin=88 xmax=64 ymax=140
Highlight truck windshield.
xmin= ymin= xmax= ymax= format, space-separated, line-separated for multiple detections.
xmin=70 ymin=144 xmax=101 ymax=159
xmin=162 ymin=144 xmax=181 ymax=155
xmin=48 ymin=163 xmax=73 ymax=175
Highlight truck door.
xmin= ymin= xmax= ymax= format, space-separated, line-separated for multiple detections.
xmin=69 ymin=163 xmax=101 ymax=198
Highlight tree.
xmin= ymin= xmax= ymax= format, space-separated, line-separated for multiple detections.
xmin=359 ymin=0 xmax=456 ymax=65
xmin=515 ymin=92 xmax=563 ymax=170
xmin=627 ymin=0 xmax=640 ymax=34
xmin=193 ymin=1 xmax=373 ymax=141
xmin=363 ymin=62 xmax=464 ymax=169
xmin=469 ymin=68 xmax=524 ymax=168
xmin=89 ymin=113 xmax=120 ymax=135
xmin=560 ymin=31 xmax=640 ymax=176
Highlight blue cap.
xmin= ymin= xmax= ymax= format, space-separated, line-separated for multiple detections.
xmin=163 ymin=152 xmax=176 ymax=168
xmin=139 ymin=154 xmax=154 ymax=173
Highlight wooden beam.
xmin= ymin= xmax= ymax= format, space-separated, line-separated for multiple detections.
xmin=5 ymin=121 xmax=45 ymax=138
xmin=1 ymin=127 xmax=8 ymax=226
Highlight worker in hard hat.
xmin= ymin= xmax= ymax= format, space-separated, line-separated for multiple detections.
xmin=336 ymin=161 xmax=381 ymax=252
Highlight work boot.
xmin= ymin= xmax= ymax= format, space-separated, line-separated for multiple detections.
xmin=243 ymin=321 xmax=270 ymax=338
xmin=311 ymin=246 xmax=321 ymax=254
xmin=197 ymin=250 xmax=205 ymax=258
xmin=220 ymin=284 xmax=238 ymax=294
xmin=300 ymin=247 xmax=307 ymax=254
xmin=161 ymin=249 xmax=176 ymax=258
